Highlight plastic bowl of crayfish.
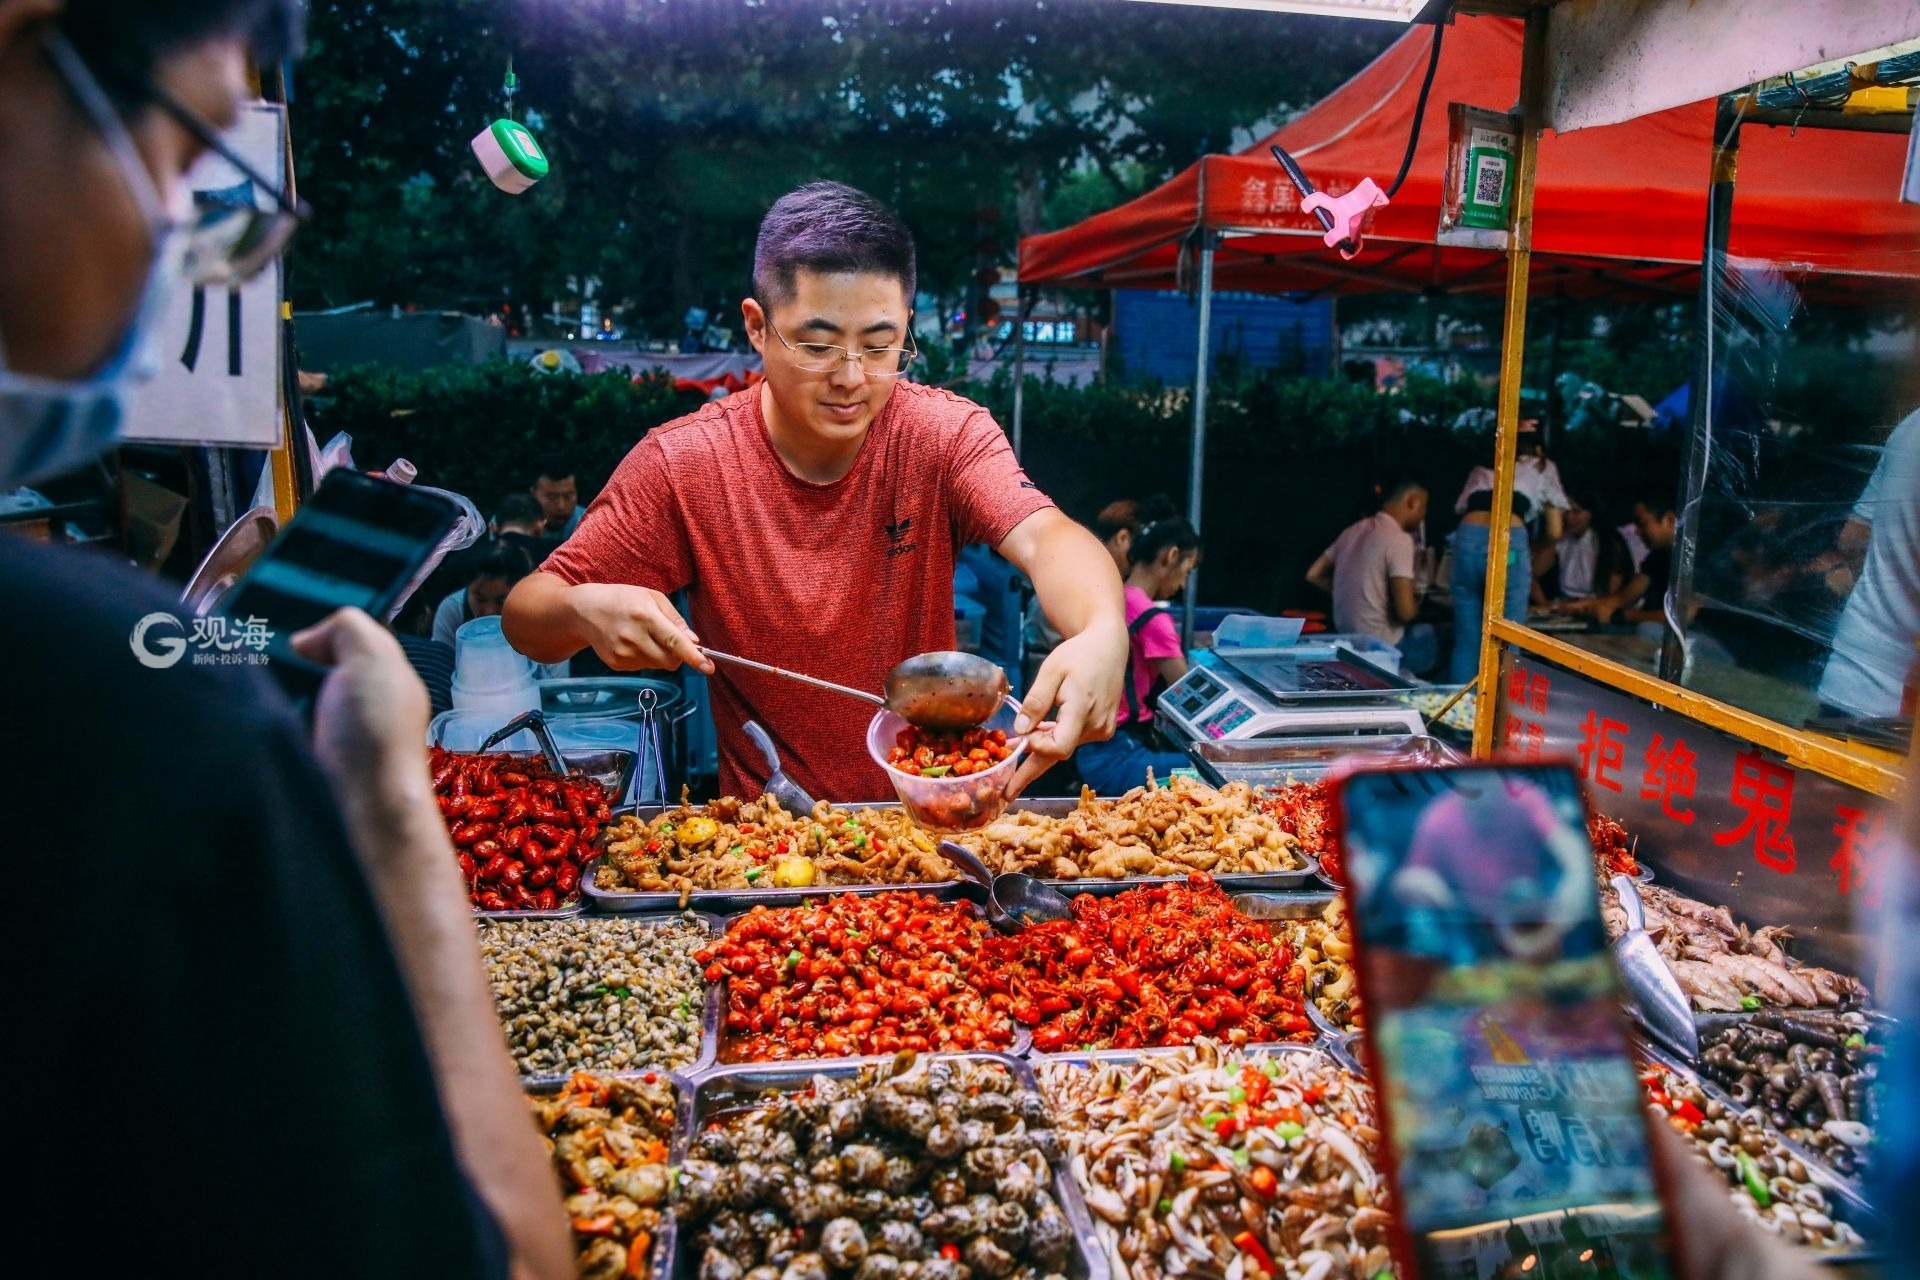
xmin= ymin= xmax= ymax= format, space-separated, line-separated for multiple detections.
xmin=429 ymin=747 xmax=614 ymax=916
xmin=866 ymin=701 xmax=1027 ymax=832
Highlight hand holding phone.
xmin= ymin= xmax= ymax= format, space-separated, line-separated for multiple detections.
xmin=217 ymin=470 xmax=463 ymax=709
xmin=1333 ymin=763 xmax=1679 ymax=1280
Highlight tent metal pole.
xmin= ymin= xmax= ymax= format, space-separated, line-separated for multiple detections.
xmin=1010 ymin=288 xmax=1030 ymax=459
xmin=1660 ymin=95 xmax=1741 ymax=683
xmin=1183 ymin=235 xmax=1216 ymax=652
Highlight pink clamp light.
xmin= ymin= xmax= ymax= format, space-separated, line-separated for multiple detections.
xmin=1300 ymin=178 xmax=1389 ymax=260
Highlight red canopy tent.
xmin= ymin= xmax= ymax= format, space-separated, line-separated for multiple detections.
xmin=1017 ymin=16 xmax=1920 ymax=299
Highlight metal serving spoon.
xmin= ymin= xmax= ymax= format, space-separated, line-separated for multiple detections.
xmin=701 ymin=647 xmax=1011 ymax=732
xmin=938 ymin=841 xmax=1074 ymax=933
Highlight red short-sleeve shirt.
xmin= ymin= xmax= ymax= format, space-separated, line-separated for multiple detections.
xmin=542 ymin=382 xmax=1053 ymax=801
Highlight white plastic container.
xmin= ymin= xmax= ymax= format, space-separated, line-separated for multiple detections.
xmin=452 ymin=615 xmax=538 ymax=716
xmin=866 ymin=701 xmax=1027 ymax=832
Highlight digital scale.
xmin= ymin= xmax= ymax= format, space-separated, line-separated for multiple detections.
xmin=1156 ymin=640 xmax=1422 ymax=745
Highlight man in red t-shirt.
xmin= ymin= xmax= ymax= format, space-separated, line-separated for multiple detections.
xmin=504 ymin=182 xmax=1127 ymax=801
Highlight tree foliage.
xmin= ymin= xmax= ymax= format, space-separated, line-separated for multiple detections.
xmin=289 ymin=0 xmax=1390 ymax=329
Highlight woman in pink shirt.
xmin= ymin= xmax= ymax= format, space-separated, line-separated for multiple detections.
xmin=1072 ymin=519 xmax=1202 ymax=794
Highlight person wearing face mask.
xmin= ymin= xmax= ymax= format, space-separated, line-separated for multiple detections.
xmin=0 ymin=4 xmax=570 ymax=1276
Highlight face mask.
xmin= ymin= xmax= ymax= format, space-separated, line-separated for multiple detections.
xmin=0 ymin=35 xmax=187 ymax=488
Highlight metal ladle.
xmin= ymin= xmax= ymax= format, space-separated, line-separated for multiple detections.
xmin=938 ymin=840 xmax=1075 ymax=933
xmin=701 ymin=647 xmax=1012 ymax=731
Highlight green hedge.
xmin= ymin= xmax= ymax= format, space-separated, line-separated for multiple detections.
xmin=311 ymin=359 xmax=1674 ymax=615
xmin=310 ymin=362 xmax=704 ymax=515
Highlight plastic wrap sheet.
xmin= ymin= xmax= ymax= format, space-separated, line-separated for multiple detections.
xmin=1671 ymin=255 xmax=1918 ymax=734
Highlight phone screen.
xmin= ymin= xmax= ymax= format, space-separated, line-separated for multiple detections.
xmin=220 ymin=471 xmax=460 ymax=697
xmin=1335 ymin=764 xmax=1673 ymax=1280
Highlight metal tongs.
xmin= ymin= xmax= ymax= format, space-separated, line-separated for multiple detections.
xmin=481 ymin=708 xmax=569 ymax=776
xmin=633 ymin=687 xmax=668 ymax=807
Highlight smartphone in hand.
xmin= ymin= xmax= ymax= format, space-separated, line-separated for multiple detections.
xmin=1332 ymin=763 xmax=1679 ymax=1280
xmin=218 ymin=470 xmax=462 ymax=708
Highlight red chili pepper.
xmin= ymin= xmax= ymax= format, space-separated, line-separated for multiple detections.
xmin=1233 ymin=1231 xmax=1278 ymax=1278
xmin=939 ymin=1244 xmax=961 ymax=1262
xmin=1247 ymin=1166 xmax=1278 ymax=1199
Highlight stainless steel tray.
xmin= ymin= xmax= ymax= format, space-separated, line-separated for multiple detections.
xmin=1229 ymin=891 xmax=1359 ymax=1042
xmin=1327 ymin=1028 xmax=1366 ymax=1076
xmin=671 ymin=1053 xmax=1111 ymax=1280
xmin=1216 ymin=646 xmax=1414 ymax=705
xmin=710 ymin=897 xmax=1031 ymax=1065
xmin=1636 ymin=1038 xmax=1884 ymax=1258
xmin=483 ymin=911 xmax=724 ymax=1083
xmin=1038 ymin=859 xmax=1323 ymax=897
xmin=1192 ymin=731 xmax=1463 ymax=790
xmin=585 ymin=798 xmax=1319 ymax=909
xmin=472 ymin=898 xmax=588 ymax=922
xmin=1036 ymin=1039 xmax=1335 ymax=1071
xmin=524 ymin=1069 xmax=689 ymax=1280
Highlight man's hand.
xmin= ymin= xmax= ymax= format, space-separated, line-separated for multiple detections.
xmin=1009 ymin=620 xmax=1128 ymax=797
xmin=569 ymin=582 xmax=715 ymax=674
xmin=292 ymin=608 xmax=434 ymax=809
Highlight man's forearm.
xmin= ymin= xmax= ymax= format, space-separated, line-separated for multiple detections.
xmin=337 ymin=770 xmax=574 ymax=1280
xmin=502 ymin=571 xmax=587 ymax=664
xmin=1008 ymin=511 xmax=1125 ymax=640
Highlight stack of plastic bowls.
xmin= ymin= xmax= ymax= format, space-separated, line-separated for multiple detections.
xmin=451 ymin=616 xmax=538 ymax=722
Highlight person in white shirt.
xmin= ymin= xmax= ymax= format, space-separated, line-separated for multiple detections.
xmin=1455 ymin=420 xmax=1566 ymax=545
xmin=1306 ymin=480 xmax=1436 ymax=673
xmin=1533 ymin=492 xmax=1632 ymax=606
xmin=1817 ymin=409 xmax=1920 ymax=718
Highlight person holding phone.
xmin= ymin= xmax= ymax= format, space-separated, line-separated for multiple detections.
xmin=0 ymin=3 xmax=568 ymax=1275
xmin=504 ymin=181 xmax=1128 ymax=802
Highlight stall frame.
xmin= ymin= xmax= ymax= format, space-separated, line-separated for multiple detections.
xmin=1469 ymin=11 xmax=1918 ymax=799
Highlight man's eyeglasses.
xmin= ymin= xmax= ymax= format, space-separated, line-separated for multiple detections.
xmin=766 ymin=318 xmax=917 ymax=378
xmin=148 ymin=85 xmax=309 ymax=287
xmin=51 ymin=35 xmax=308 ymax=288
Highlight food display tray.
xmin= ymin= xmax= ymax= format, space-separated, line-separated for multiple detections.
xmin=585 ymin=797 xmax=1320 ymax=910
xmin=523 ymin=1068 xmax=691 ymax=1280
xmin=709 ymin=898 xmax=1032 ymax=1065
xmin=1037 ymin=1038 xmax=1330 ymax=1070
xmin=1040 ymin=858 xmax=1323 ymax=897
xmin=1228 ymin=891 xmax=1358 ymax=1043
xmin=669 ymin=1053 xmax=1112 ymax=1280
xmin=1191 ymin=732 xmax=1463 ymax=790
xmin=1635 ymin=1038 xmax=1884 ymax=1259
xmin=583 ymin=853 xmax=985 ymax=914
xmin=490 ymin=911 xmax=725 ymax=1085
xmin=473 ymin=899 xmax=589 ymax=922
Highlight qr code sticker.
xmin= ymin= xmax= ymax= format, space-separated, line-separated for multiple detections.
xmin=1473 ymin=153 xmax=1508 ymax=206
